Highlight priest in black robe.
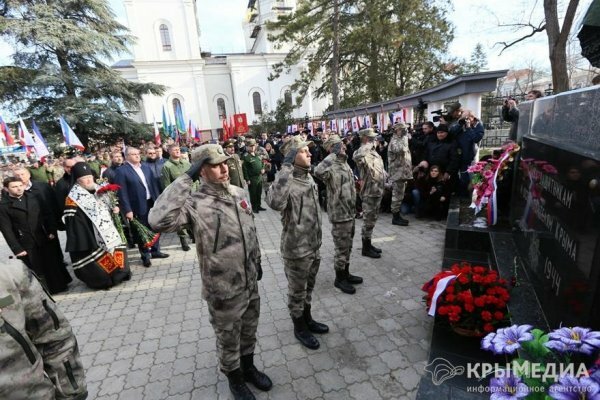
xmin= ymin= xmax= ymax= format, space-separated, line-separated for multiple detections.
xmin=63 ymin=163 xmax=131 ymax=290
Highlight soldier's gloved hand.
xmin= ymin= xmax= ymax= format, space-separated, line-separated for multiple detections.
xmin=283 ymin=148 xmax=298 ymax=165
xmin=256 ymin=263 xmax=263 ymax=281
xmin=186 ymin=161 xmax=203 ymax=181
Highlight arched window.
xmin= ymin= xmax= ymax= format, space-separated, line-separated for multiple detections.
xmin=159 ymin=24 xmax=172 ymax=51
xmin=284 ymin=90 xmax=293 ymax=107
xmin=253 ymin=92 xmax=262 ymax=115
xmin=217 ymin=98 xmax=227 ymax=119
xmin=172 ymin=98 xmax=182 ymax=118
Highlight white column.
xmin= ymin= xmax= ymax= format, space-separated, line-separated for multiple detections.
xmin=459 ymin=93 xmax=482 ymax=118
xmin=192 ymin=65 xmax=212 ymax=130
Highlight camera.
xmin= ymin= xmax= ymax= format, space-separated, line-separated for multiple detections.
xmin=458 ymin=118 xmax=467 ymax=126
xmin=431 ymin=109 xmax=444 ymax=123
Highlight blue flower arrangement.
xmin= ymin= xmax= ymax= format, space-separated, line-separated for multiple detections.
xmin=480 ymin=325 xmax=600 ymax=399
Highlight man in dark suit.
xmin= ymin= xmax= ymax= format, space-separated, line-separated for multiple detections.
xmin=115 ymin=146 xmax=169 ymax=267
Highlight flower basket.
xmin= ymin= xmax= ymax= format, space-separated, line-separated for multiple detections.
xmin=422 ymin=262 xmax=510 ymax=335
xmin=129 ymin=218 xmax=160 ymax=249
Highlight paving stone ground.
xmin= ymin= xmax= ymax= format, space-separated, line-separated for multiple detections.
xmin=1 ymin=202 xmax=445 ymax=400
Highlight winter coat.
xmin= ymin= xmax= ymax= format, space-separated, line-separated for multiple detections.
xmin=424 ymin=136 xmax=459 ymax=174
xmin=455 ymin=121 xmax=485 ymax=170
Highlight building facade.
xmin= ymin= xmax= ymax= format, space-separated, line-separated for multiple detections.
xmin=115 ymin=0 xmax=329 ymax=135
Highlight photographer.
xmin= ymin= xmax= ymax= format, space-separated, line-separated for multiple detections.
xmin=455 ymin=109 xmax=485 ymax=196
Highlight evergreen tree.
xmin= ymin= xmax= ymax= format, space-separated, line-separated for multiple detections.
xmin=469 ymin=43 xmax=488 ymax=72
xmin=268 ymin=0 xmax=467 ymax=110
xmin=0 ymin=0 xmax=164 ymax=147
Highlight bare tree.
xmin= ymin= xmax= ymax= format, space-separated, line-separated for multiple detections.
xmin=495 ymin=0 xmax=580 ymax=94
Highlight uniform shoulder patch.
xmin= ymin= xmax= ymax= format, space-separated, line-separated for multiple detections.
xmin=65 ymin=197 xmax=78 ymax=208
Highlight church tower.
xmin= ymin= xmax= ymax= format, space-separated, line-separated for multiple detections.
xmin=123 ymin=0 xmax=202 ymax=62
xmin=243 ymin=0 xmax=296 ymax=53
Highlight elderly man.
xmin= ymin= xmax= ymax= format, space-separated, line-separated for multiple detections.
xmin=63 ymin=162 xmax=131 ymax=289
xmin=115 ymin=146 xmax=168 ymax=267
xmin=314 ymin=134 xmax=362 ymax=294
xmin=224 ymin=139 xmax=245 ymax=188
xmin=149 ymin=144 xmax=271 ymax=400
xmin=267 ymin=136 xmax=328 ymax=350
xmin=353 ymin=128 xmax=385 ymax=258
xmin=388 ymin=123 xmax=413 ymax=226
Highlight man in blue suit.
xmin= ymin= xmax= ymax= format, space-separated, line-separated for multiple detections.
xmin=115 ymin=146 xmax=169 ymax=267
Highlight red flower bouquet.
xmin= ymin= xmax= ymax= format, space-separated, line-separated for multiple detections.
xmin=422 ymin=263 xmax=510 ymax=336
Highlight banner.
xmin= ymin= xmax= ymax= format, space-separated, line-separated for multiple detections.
xmin=233 ymin=113 xmax=249 ymax=134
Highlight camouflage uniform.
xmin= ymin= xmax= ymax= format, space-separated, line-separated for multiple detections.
xmin=148 ymin=173 xmax=261 ymax=373
xmin=388 ymin=124 xmax=413 ymax=214
xmin=266 ymin=163 xmax=322 ymax=318
xmin=353 ymin=133 xmax=385 ymax=240
xmin=0 ymin=259 xmax=87 ymax=400
xmin=314 ymin=152 xmax=356 ymax=272
xmin=160 ymin=158 xmax=193 ymax=245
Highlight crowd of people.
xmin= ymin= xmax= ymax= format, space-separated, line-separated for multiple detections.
xmin=0 ymin=101 xmax=488 ymax=400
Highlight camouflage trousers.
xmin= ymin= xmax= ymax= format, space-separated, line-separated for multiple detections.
xmin=390 ymin=180 xmax=408 ymax=214
xmin=283 ymin=251 xmax=321 ymax=318
xmin=361 ymin=195 xmax=382 ymax=240
xmin=332 ymin=220 xmax=355 ymax=272
xmin=207 ymin=284 xmax=260 ymax=373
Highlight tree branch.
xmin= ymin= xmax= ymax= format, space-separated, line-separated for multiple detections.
xmin=495 ymin=22 xmax=546 ymax=55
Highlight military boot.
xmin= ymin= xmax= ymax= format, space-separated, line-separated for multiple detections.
xmin=240 ymin=354 xmax=272 ymax=391
xmin=392 ymin=212 xmax=409 ymax=226
xmin=334 ymin=270 xmax=356 ymax=294
xmin=180 ymin=236 xmax=191 ymax=251
xmin=345 ymin=263 xmax=363 ymax=284
xmin=362 ymin=238 xmax=381 ymax=258
xmin=303 ymin=305 xmax=330 ymax=333
xmin=226 ymin=368 xmax=256 ymax=400
xmin=292 ymin=316 xmax=320 ymax=349
xmin=370 ymin=242 xmax=382 ymax=254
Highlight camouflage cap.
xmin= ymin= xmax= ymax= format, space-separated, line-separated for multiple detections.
xmin=393 ymin=122 xmax=407 ymax=130
xmin=280 ymin=135 xmax=314 ymax=156
xmin=191 ymin=144 xmax=231 ymax=165
xmin=359 ymin=128 xmax=377 ymax=138
xmin=245 ymin=137 xmax=257 ymax=145
xmin=323 ymin=134 xmax=342 ymax=151
xmin=223 ymin=139 xmax=236 ymax=148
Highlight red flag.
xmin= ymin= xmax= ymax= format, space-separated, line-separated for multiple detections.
xmin=222 ymin=118 xmax=229 ymax=141
xmin=0 ymin=116 xmax=15 ymax=145
xmin=233 ymin=113 xmax=249 ymax=134
xmin=229 ymin=115 xmax=235 ymax=138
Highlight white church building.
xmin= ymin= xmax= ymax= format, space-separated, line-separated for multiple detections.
xmin=114 ymin=0 xmax=329 ymax=135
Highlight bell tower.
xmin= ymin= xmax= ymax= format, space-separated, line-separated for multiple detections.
xmin=123 ymin=0 xmax=202 ymax=62
xmin=243 ymin=0 xmax=297 ymax=53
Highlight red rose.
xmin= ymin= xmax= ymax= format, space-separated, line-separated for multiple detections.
xmin=464 ymin=303 xmax=475 ymax=312
xmin=473 ymin=266 xmax=486 ymax=274
xmin=445 ymin=294 xmax=455 ymax=302
xmin=446 ymin=285 xmax=455 ymax=294
xmin=483 ymin=323 xmax=495 ymax=332
xmin=240 ymin=199 xmax=249 ymax=209
xmin=458 ymin=275 xmax=469 ymax=284
xmin=481 ymin=311 xmax=492 ymax=321
xmin=474 ymin=297 xmax=486 ymax=307
xmin=494 ymin=311 xmax=504 ymax=320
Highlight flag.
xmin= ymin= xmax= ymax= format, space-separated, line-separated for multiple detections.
xmin=162 ymin=106 xmax=173 ymax=139
xmin=18 ymin=118 xmax=35 ymax=147
xmin=0 ymin=115 xmax=15 ymax=146
xmin=233 ymin=113 xmax=248 ymax=134
xmin=17 ymin=126 xmax=32 ymax=156
xmin=222 ymin=118 xmax=229 ymax=141
xmin=153 ymin=115 xmax=161 ymax=146
xmin=31 ymin=120 xmax=50 ymax=160
xmin=392 ymin=111 xmax=404 ymax=124
xmin=59 ymin=116 xmax=85 ymax=150
xmin=175 ymin=103 xmax=186 ymax=136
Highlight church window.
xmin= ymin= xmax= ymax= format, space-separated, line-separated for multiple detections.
xmin=217 ymin=98 xmax=227 ymax=119
xmin=253 ymin=92 xmax=262 ymax=115
xmin=159 ymin=24 xmax=172 ymax=51
xmin=284 ymin=90 xmax=293 ymax=107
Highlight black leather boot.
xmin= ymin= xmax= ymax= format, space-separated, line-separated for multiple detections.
xmin=345 ymin=263 xmax=363 ymax=284
xmin=334 ymin=270 xmax=356 ymax=294
xmin=303 ymin=305 xmax=330 ymax=333
xmin=392 ymin=212 xmax=409 ymax=226
xmin=226 ymin=368 xmax=256 ymax=400
xmin=292 ymin=316 xmax=320 ymax=349
xmin=362 ymin=238 xmax=381 ymax=258
xmin=240 ymin=354 xmax=272 ymax=391
xmin=180 ymin=236 xmax=191 ymax=251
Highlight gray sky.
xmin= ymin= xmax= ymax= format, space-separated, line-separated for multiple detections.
xmin=0 ymin=0 xmax=595 ymax=72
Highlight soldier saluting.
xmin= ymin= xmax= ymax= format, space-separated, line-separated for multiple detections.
xmin=388 ymin=122 xmax=413 ymax=226
xmin=266 ymin=136 xmax=329 ymax=350
xmin=149 ymin=144 xmax=271 ymax=400
xmin=353 ymin=128 xmax=385 ymax=259
xmin=314 ymin=134 xmax=362 ymax=294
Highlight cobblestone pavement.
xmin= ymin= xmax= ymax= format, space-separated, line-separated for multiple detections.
xmin=1 ymin=203 xmax=445 ymax=400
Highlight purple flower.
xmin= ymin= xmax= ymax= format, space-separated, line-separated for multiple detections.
xmin=546 ymin=327 xmax=600 ymax=355
xmin=489 ymin=372 xmax=529 ymax=399
xmin=548 ymin=375 xmax=600 ymax=400
xmin=482 ymin=332 xmax=497 ymax=352
xmin=491 ymin=325 xmax=534 ymax=354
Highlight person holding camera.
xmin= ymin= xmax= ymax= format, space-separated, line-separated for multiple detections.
xmin=455 ymin=110 xmax=485 ymax=196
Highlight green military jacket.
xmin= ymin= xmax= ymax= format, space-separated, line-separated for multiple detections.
xmin=388 ymin=131 xmax=413 ymax=181
xmin=314 ymin=153 xmax=356 ymax=223
xmin=226 ymin=154 xmax=245 ymax=188
xmin=353 ymin=142 xmax=385 ymax=198
xmin=0 ymin=260 xmax=87 ymax=400
xmin=161 ymin=158 xmax=191 ymax=189
xmin=28 ymin=166 xmax=49 ymax=183
xmin=242 ymin=153 xmax=263 ymax=182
